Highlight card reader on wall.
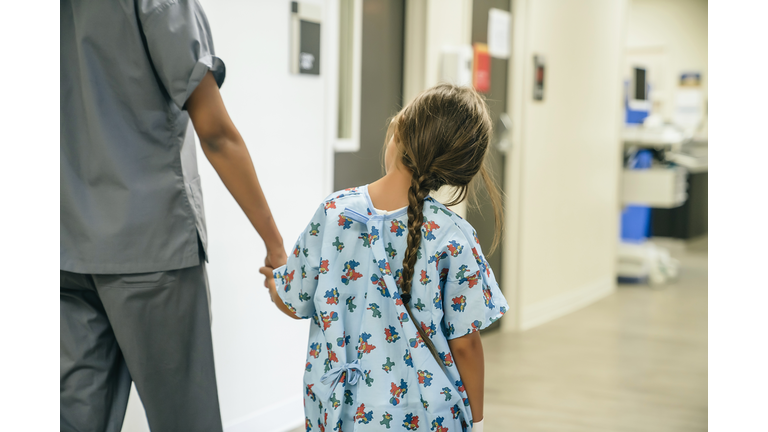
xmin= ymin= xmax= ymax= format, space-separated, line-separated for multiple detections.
xmin=533 ymin=55 xmax=545 ymax=101
xmin=440 ymin=45 xmax=473 ymax=87
xmin=290 ymin=1 xmax=322 ymax=75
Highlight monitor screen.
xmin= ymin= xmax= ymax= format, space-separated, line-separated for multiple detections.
xmin=633 ymin=67 xmax=647 ymax=101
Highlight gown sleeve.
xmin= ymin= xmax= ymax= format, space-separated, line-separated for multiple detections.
xmin=440 ymin=224 xmax=508 ymax=339
xmin=274 ymin=204 xmax=326 ymax=319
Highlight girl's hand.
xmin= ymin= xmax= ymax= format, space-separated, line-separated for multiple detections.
xmin=259 ymin=266 xmax=277 ymax=301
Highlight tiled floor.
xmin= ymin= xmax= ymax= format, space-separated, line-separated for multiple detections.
xmin=289 ymin=237 xmax=707 ymax=431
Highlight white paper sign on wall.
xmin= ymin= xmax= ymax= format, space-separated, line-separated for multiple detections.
xmin=488 ymin=8 xmax=511 ymax=59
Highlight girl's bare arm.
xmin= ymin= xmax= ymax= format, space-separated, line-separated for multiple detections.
xmin=448 ymin=331 xmax=485 ymax=422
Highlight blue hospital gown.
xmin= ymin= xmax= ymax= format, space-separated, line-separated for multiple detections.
xmin=274 ymin=186 xmax=508 ymax=432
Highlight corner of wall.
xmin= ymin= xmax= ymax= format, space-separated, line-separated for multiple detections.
xmin=500 ymin=0 xmax=530 ymax=333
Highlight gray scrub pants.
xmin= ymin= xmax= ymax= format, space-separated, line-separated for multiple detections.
xmin=60 ymin=262 xmax=223 ymax=432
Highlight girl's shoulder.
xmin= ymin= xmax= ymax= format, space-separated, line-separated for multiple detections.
xmin=319 ymin=186 xmax=370 ymax=217
xmin=323 ymin=186 xmax=367 ymax=204
xmin=422 ymin=197 xmax=479 ymax=243
xmin=314 ymin=189 xmax=482 ymax=248
xmin=309 ymin=187 xmax=373 ymax=230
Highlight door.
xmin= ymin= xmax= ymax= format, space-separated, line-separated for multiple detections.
xmin=468 ymin=0 xmax=511 ymax=332
xmin=334 ymin=0 xmax=405 ymax=189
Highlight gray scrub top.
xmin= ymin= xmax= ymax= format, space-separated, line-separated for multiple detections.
xmin=61 ymin=0 xmax=225 ymax=274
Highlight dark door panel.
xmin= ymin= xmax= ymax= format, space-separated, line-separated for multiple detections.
xmin=334 ymin=0 xmax=405 ymax=190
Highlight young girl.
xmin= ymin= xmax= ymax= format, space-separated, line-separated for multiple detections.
xmin=261 ymin=84 xmax=507 ymax=432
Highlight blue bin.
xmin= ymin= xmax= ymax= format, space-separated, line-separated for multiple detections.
xmin=621 ymin=149 xmax=653 ymax=241
xmin=621 ymin=205 xmax=651 ymax=242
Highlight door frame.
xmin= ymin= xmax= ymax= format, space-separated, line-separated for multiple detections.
xmin=500 ymin=0 xmax=529 ymax=332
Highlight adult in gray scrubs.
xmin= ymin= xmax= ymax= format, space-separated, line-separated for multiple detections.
xmin=60 ymin=1 xmax=287 ymax=431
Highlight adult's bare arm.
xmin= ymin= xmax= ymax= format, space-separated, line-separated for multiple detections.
xmin=448 ymin=331 xmax=485 ymax=422
xmin=186 ymin=72 xmax=286 ymax=268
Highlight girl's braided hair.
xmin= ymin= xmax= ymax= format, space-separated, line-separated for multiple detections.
xmin=385 ymin=83 xmax=503 ymax=366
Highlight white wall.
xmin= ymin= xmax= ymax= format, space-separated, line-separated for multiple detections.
xmin=122 ymin=1 xmax=332 ymax=431
xmin=503 ymin=0 xmax=628 ymax=330
xmin=625 ymin=0 xmax=708 ymax=130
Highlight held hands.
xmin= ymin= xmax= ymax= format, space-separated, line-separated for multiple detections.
xmin=259 ymin=264 xmax=300 ymax=320
xmin=261 ymin=245 xmax=285 ymax=305
xmin=262 ymin=243 xmax=287 ymax=300
xmin=259 ymin=244 xmax=300 ymax=320
xmin=259 ymin=266 xmax=278 ymax=303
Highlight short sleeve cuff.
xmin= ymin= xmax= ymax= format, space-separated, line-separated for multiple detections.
xmin=445 ymin=308 xmax=506 ymax=340
xmin=274 ymin=264 xmax=304 ymax=318
xmin=273 ymin=263 xmax=291 ymax=304
xmin=180 ymin=54 xmax=226 ymax=109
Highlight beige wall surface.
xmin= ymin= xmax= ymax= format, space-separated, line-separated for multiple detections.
xmin=506 ymin=0 xmax=628 ymax=330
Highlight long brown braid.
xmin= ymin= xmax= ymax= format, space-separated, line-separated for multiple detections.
xmin=386 ymin=83 xmax=503 ymax=368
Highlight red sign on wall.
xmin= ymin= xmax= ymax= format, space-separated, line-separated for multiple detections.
xmin=473 ymin=43 xmax=491 ymax=93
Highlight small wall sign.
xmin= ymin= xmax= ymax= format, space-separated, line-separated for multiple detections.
xmin=290 ymin=2 xmax=322 ymax=75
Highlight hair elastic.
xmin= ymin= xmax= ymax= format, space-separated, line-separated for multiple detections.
xmin=401 ymin=293 xmax=412 ymax=305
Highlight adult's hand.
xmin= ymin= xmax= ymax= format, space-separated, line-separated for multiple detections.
xmin=186 ymin=71 xmax=285 ymax=258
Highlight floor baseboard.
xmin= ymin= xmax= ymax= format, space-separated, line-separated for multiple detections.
xmin=520 ymin=276 xmax=614 ymax=331
xmin=224 ymin=396 xmax=303 ymax=432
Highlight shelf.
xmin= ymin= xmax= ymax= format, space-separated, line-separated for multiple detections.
xmin=622 ymin=167 xmax=687 ymax=208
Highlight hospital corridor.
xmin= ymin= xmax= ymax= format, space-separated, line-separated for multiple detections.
xmin=43 ymin=0 xmax=750 ymax=430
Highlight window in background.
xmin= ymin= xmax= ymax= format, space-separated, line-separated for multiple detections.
xmin=336 ymin=0 xmax=362 ymax=151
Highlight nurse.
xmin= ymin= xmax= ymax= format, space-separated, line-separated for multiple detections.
xmin=60 ymin=1 xmax=284 ymax=431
